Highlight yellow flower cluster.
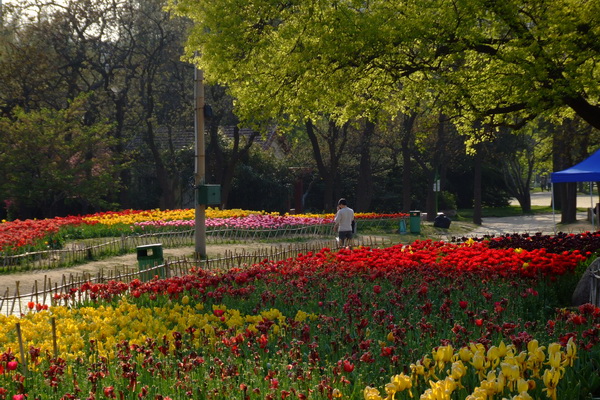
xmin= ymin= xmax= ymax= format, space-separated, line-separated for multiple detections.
xmin=288 ymin=212 xmax=335 ymax=219
xmin=364 ymin=339 xmax=577 ymax=400
xmin=83 ymin=208 xmax=270 ymax=225
xmin=81 ymin=208 xmax=399 ymax=226
xmin=293 ymin=309 xmax=319 ymax=323
xmin=0 ymin=300 xmax=291 ymax=361
xmin=289 ymin=212 xmax=388 ymax=219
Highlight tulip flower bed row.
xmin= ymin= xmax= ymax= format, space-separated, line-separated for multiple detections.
xmin=1 ymin=237 xmax=599 ymax=399
xmin=0 ymin=209 xmax=409 ymax=255
xmin=469 ymin=231 xmax=600 ymax=255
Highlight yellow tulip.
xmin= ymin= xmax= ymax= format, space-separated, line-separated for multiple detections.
xmin=470 ymin=350 xmax=489 ymax=378
xmin=449 ymin=360 xmax=463 ymax=377
xmin=465 ymin=387 xmax=488 ymax=399
xmin=526 ymin=341 xmax=546 ymax=377
xmin=563 ymin=337 xmax=577 ymax=367
xmin=486 ymin=345 xmax=502 ymax=368
xmin=542 ymin=367 xmax=564 ymax=400
xmin=516 ymin=378 xmax=529 ymax=394
xmin=458 ymin=346 xmax=473 ymax=362
xmin=501 ymin=361 xmax=521 ymax=387
xmin=547 ymin=348 xmax=562 ymax=369
xmin=433 ymin=345 xmax=454 ymax=370
xmin=390 ymin=373 xmax=412 ymax=392
xmin=363 ymin=386 xmax=383 ymax=400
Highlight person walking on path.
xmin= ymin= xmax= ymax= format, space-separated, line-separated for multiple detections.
xmin=334 ymin=198 xmax=354 ymax=248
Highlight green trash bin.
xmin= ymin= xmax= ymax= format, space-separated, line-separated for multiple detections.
xmin=137 ymin=243 xmax=164 ymax=281
xmin=409 ymin=210 xmax=421 ymax=234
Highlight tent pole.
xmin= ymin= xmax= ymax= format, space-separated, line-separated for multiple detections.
xmin=552 ymin=183 xmax=556 ymax=235
xmin=591 ymin=182 xmax=594 ymax=231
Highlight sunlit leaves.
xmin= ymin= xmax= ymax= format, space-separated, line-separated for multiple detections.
xmin=169 ymin=0 xmax=600 ymax=132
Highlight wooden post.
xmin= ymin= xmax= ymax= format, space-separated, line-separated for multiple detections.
xmin=11 ymin=282 xmax=19 ymax=315
xmin=0 ymin=288 xmax=6 ymax=316
xmin=43 ymin=276 xmax=48 ymax=305
xmin=15 ymin=323 xmax=28 ymax=376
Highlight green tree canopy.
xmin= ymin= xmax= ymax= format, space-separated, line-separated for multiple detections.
xmin=168 ymin=0 xmax=600 ymax=133
xmin=0 ymin=96 xmax=118 ymax=218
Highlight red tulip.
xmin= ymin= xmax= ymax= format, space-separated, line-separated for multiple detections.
xmin=213 ymin=309 xmax=224 ymax=317
xmin=103 ymin=386 xmax=115 ymax=399
xmin=380 ymin=346 xmax=394 ymax=357
xmin=342 ymin=360 xmax=354 ymax=373
xmin=258 ymin=334 xmax=268 ymax=349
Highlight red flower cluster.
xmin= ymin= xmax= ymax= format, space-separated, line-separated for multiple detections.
xmin=289 ymin=240 xmax=587 ymax=279
xmin=0 ymin=216 xmax=90 ymax=252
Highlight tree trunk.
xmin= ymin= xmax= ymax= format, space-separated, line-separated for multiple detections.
xmin=218 ymin=126 xmax=257 ymax=208
xmin=426 ymin=113 xmax=447 ymax=222
xmin=142 ymin=78 xmax=177 ymax=209
xmin=355 ymin=120 xmax=374 ymax=212
xmin=552 ymin=119 xmax=581 ymax=222
xmin=305 ymin=120 xmax=330 ymax=211
xmin=305 ymin=119 xmax=348 ymax=212
xmin=401 ymin=114 xmax=417 ymax=212
xmin=558 ymin=182 xmax=578 ymax=224
xmin=425 ymin=179 xmax=436 ymax=221
xmin=473 ymin=149 xmax=483 ymax=225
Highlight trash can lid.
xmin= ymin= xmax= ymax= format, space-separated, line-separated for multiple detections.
xmin=137 ymin=243 xmax=163 ymax=249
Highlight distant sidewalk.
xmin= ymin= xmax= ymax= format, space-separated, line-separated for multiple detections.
xmin=511 ymin=191 xmax=599 ymax=208
xmin=437 ymin=191 xmax=597 ymax=238
xmin=466 ymin=212 xmax=593 ymax=237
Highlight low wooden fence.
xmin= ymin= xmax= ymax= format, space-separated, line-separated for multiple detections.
xmin=0 ymin=218 xmax=401 ymax=273
xmin=1 ymin=236 xmax=391 ymax=316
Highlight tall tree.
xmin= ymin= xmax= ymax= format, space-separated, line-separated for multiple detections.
xmin=551 ymin=118 xmax=594 ymax=223
xmin=204 ymin=85 xmax=262 ymax=209
xmin=4 ymin=0 xmax=198 ymax=211
xmin=0 ymin=97 xmax=117 ymax=218
xmin=354 ymin=120 xmax=375 ymax=212
xmin=305 ymin=118 xmax=349 ymax=211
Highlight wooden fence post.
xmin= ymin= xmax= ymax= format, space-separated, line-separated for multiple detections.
xmin=15 ymin=323 xmax=28 ymax=376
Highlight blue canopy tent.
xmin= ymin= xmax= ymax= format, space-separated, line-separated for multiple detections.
xmin=550 ymin=149 xmax=600 ymax=231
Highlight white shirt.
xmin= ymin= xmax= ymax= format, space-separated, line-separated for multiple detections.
xmin=334 ymin=206 xmax=354 ymax=232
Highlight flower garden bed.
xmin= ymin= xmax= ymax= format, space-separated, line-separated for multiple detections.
xmin=0 ymin=209 xmax=408 ymax=256
xmin=1 ymin=232 xmax=599 ymax=399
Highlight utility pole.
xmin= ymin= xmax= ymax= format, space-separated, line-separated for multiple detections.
xmin=194 ymin=67 xmax=207 ymax=259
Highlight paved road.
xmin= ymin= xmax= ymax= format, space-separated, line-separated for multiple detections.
xmin=523 ymin=190 xmax=598 ymax=207
xmin=465 ymin=191 xmax=598 ymax=237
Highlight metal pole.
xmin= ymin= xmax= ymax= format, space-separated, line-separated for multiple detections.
xmin=551 ymin=182 xmax=556 ymax=234
xmin=194 ymin=67 xmax=207 ymax=259
xmin=591 ymin=182 xmax=594 ymax=231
